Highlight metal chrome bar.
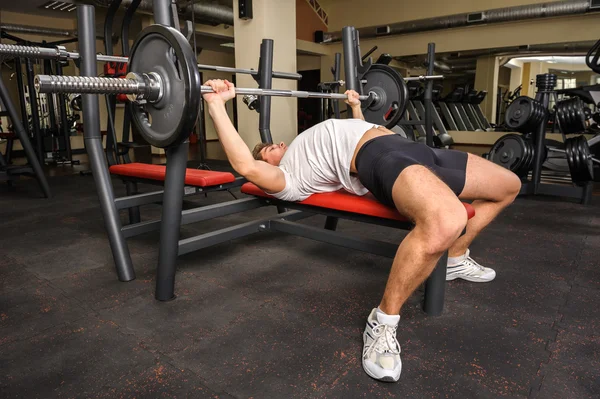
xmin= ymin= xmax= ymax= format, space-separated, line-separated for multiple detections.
xmin=0 ymin=43 xmax=301 ymax=79
xmin=35 ymin=73 xmax=375 ymax=102
xmin=547 ymin=147 xmax=600 ymax=164
xmin=405 ymin=75 xmax=444 ymax=81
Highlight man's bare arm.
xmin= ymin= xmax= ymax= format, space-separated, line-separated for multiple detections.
xmin=204 ymin=80 xmax=286 ymax=193
xmin=344 ymin=90 xmax=364 ymax=120
xmin=351 ymin=104 xmax=365 ymax=120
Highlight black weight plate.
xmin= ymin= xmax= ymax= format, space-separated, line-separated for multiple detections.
xmin=505 ymin=96 xmax=542 ymax=133
xmin=516 ymin=140 xmax=530 ymax=176
xmin=572 ymin=136 xmax=583 ymax=181
xmin=565 ymin=137 xmax=579 ymax=183
xmin=361 ymin=64 xmax=408 ymax=129
xmin=557 ymin=97 xmax=586 ymax=134
xmin=568 ymin=101 xmax=578 ymax=132
xmin=129 ymin=25 xmax=201 ymax=148
xmin=523 ymin=140 xmax=535 ymax=175
xmin=526 ymin=140 xmax=535 ymax=172
xmin=488 ymin=134 xmax=526 ymax=172
xmin=573 ymin=99 xmax=586 ymax=131
xmin=577 ymin=135 xmax=594 ymax=181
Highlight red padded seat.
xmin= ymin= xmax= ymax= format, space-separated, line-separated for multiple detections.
xmin=0 ymin=132 xmax=16 ymax=139
xmin=109 ymin=163 xmax=236 ymax=187
xmin=241 ymin=183 xmax=475 ymax=222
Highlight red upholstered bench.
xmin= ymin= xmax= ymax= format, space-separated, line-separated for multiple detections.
xmin=241 ymin=183 xmax=475 ymax=221
xmin=0 ymin=132 xmax=16 ymax=139
xmin=109 ymin=163 xmax=236 ymax=187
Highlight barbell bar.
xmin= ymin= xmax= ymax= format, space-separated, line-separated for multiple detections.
xmin=0 ymin=43 xmax=445 ymax=83
xmin=34 ymin=73 xmax=377 ymax=103
xmin=0 ymin=43 xmax=302 ymax=80
xmin=547 ymin=147 xmax=600 ymax=165
xmin=359 ymin=75 xmax=445 ymax=83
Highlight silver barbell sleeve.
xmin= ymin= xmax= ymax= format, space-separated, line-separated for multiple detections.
xmin=35 ymin=72 xmax=163 ymax=103
xmin=34 ymin=73 xmax=376 ymax=103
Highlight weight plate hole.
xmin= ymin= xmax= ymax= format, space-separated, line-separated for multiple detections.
xmin=384 ymin=102 xmax=399 ymax=121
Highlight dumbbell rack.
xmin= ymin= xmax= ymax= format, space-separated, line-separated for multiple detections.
xmin=519 ymin=74 xmax=594 ymax=205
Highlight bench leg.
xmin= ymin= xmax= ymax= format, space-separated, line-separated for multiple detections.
xmin=5 ymin=138 xmax=13 ymax=164
xmin=155 ymin=141 xmax=188 ymax=301
xmin=423 ymin=251 xmax=448 ymax=316
xmin=324 ymin=216 xmax=338 ymax=231
xmin=125 ymin=181 xmax=141 ymax=224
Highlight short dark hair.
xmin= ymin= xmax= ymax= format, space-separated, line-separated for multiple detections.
xmin=252 ymin=142 xmax=270 ymax=161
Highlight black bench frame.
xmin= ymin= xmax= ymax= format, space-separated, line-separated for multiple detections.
xmin=76 ymin=3 xmax=449 ymax=317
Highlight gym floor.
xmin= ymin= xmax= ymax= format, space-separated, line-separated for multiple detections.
xmin=1 ymin=163 xmax=599 ymax=398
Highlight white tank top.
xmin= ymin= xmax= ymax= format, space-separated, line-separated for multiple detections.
xmin=270 ymin=118 xmax=378 ymax=202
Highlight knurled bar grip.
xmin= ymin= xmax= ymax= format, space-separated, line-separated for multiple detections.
xmin=35 ymin=75 xmax=141 ymax=94
xmin=35 ymin=74 xmax=376 ymax=102
xmin=0 ymin=43 xmax=61 ymax=59
xmin=0 ymin=43 xmax=127 ymax=62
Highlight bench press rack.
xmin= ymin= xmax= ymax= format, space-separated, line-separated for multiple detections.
xmin=54 ymin=3 xmax=476 ymax=317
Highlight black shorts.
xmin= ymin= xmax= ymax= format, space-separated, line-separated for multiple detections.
xmin=355 ymin=135 xmax=468 ymax=207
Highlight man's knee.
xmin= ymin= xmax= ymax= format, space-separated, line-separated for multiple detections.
xmin=418 ymin=202 xmax=468 ymax=255
xmin=505 ymin=172 xmax=521 ymax=202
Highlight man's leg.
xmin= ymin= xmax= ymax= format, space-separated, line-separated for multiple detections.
xmin=362 ymin=164 xmax=468 ymax=382
xmin=448 ymin=153 xmax=521 ymax=258
xmin=378 ymin=165 xmax=469 ymax=315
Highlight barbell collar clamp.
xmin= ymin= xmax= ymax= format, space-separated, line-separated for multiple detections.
xmin=125 ymin=72 xmax=163 ymax=103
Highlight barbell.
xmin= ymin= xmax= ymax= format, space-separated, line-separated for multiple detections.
xmin=0 ymin=42 xmax=302 ymax=81
xmin=25 ymin=24 xmax=441 ymax=148
xmin=35 ymin=73 xmax=376 ymax=102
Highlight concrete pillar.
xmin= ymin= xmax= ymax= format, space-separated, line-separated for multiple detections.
xmin=474 ymin=55 xmax=499 ymax=123
xmin=233 ymin=0 xmax=297 ymax=147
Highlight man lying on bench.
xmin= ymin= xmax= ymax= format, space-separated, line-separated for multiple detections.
xmin=203 ymin=79 xmax=520 ymax=383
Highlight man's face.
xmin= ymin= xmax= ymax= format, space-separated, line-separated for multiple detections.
xmin=260 ymin=142 xmax=287 ymax=166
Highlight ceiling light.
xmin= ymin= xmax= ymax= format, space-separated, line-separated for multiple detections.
xmin=40 ymin=1 xmax=77 ymax=12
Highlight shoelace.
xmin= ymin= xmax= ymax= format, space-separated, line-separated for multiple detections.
xmin=364 ymin=323 xmax=401 ymax=359
xmin=464 ymin=257 xmax=485 ymax=271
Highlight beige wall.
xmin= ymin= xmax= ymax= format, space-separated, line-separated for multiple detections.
xmin=297 ymin=55 xmax=321 ymax=71
xmin=498 ymin=66 xmax=511 ymax=89
xmin=474 ymin=56 xmax=499 ymax=122
xmin=320 ymin=0 xmax=600 ymax=63
xmin=233 ymin=0 xmax=297 ymax=149
xmin=325 ymin=0 xmax=555 ymax=31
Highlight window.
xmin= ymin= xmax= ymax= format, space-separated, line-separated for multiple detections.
xmin=556 ymin=78 xmax=577 ymax=90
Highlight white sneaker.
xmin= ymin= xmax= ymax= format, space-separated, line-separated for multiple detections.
xmin=362 ymin=308 xmax=402 ymax=382
xmin=446 ymin=249 xmax=496 ymax=282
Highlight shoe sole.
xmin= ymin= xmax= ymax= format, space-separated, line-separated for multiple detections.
xmin=361 ymin=358 xmax=400 ymax=383
xmin=446 ymin=275 xmax=495 ymax=283
xmin=362 ymin=334 xmax=401 ymax=383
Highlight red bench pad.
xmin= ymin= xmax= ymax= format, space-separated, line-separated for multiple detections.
xmin=0 ymin=132 xmax=16 ymax=139
xmin=109 ymin=163 xmax=236 ymax=187
xmin=241 ymin=183 xmax=475 ymax=222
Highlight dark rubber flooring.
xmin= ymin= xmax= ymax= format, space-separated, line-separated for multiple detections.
xmin=1 ymin=171 xmax=599 ymax=398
